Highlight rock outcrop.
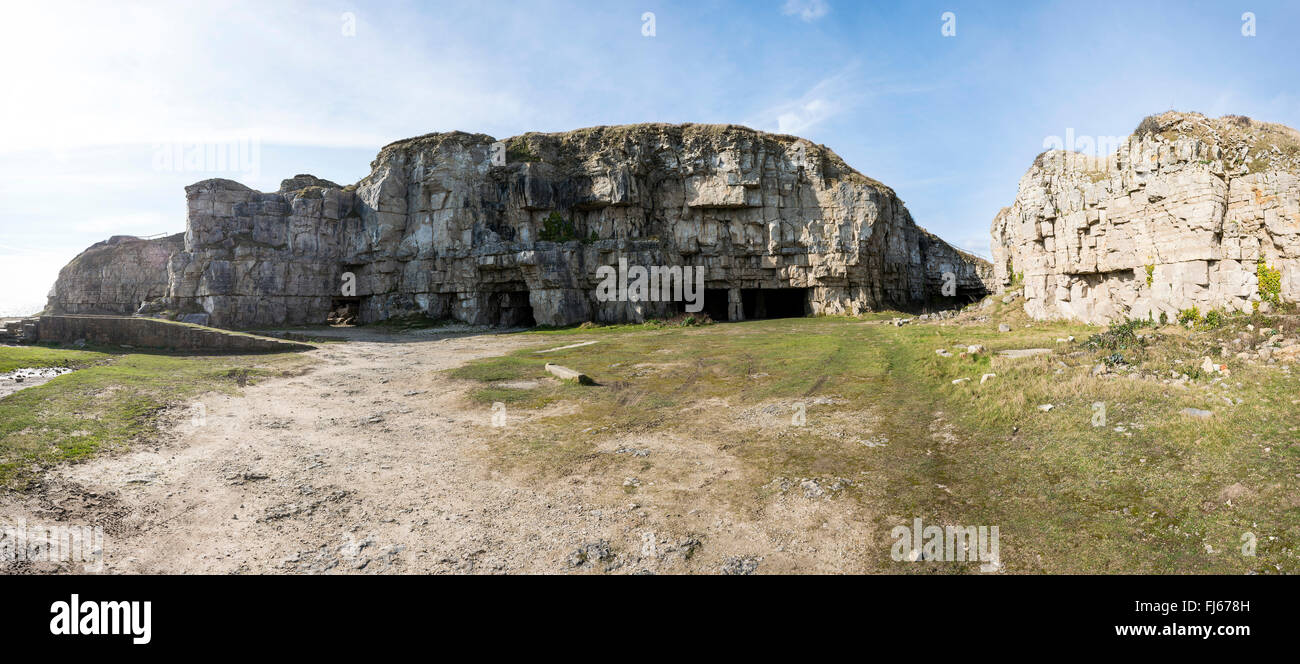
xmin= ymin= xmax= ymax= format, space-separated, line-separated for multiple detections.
xmin=54 ymin=124 xmax=991 ymax=328
xmin=46 ymin=233 xmax=185 ymax=315
xmin=991 ymin=111 xmax=1300 ymax=323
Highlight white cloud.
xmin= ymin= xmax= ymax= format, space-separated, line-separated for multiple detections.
xmin=0 ymin=2 xmax=525 ymax=153
xmin=777 ymin=99 xmax=838 ymax=134
xmin=0 ymin=249 xmax=79 ymax=316
xmin=782 ymin=0 xmax=830 ymax=22
xmin=754 ymin=67 xmax=862 ymax=136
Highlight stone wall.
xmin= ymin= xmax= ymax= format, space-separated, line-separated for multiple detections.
xmin=57 ymin=124 xmax=992 ymax=329
xmin=991 ymin=111 xmax=1300 ymax=324
xmin=47 ymin=234 xmax=185 ymax=315
xmin=36 ymin=315 xmax=313 ymax=352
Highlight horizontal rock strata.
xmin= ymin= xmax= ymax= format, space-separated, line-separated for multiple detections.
xmin=53 ymin=124 xmax=992 ymax=328
xmin=991 ymin=111 xmax=1300 ymax=323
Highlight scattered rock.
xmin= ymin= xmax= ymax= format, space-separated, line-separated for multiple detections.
xmin=545 ymin=363 xmax=594 ymax=385
xmin=567 ymin=541 xmax=614 ymax=568
xmin=720 ymin=555 xmax=761 ymax=576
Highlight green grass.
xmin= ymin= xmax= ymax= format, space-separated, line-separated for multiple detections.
xmin=0 ymin=345 xmax=111 ymax=373
xmin=448 ymin=309 xmax=1300 ymax=574
xmin=0 ymin=346 xmax=314 ymax=489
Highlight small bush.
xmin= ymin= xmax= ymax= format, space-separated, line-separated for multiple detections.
xmin=1257 ymin=261 xmax=1282 ymax=305
xmin=538 ymin=211 xmax=579 ymax=242
xmin=506 ymin=138 xmax=540 ymax=163
xmin=1177 ymin=307 xmax=1202 ymax=327
xmin=1200 ymin=310 xmax=1225 ymax=329
xmin=1085 ymin=319 xmax=1151 ymax=352
xmin=1144 ymin=264 xmax=1155 ymax=287
xmin=1134 ymin=115 xmax=1162 ymax=139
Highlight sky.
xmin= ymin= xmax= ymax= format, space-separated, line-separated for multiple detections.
xmin=1 ymin=0 xmax=1297 ymax=316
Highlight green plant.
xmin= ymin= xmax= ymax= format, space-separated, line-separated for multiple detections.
xmin=538 ymin=211 xmax=578 ymax=242
xmin=1177 ymin=307 xmax=1202 ymax=327
xmin=1085 ymin=318 xmax=1151 ymax=352
xmin=1257 ymin=261 xmax=1282 ymax=306
xmin=1144 ymin=264 xmax=1155 ymax=287
xmin=1200 ymin=310 xmax=1225 ymax=329
xmin=506 ymin=138 xmax=540 ymax=163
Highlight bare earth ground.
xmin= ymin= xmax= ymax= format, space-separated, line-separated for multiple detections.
xmin=1 ymin=327 xmax=877 ymax=574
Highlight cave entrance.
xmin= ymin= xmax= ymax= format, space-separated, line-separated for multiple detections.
xmin=702 ymin=289 xmax=731 ymax=321
xmin=492 ymin=289 xmax=535 ymax=328
xmin=329 ymin=297 xmax=360 ymax=326
xmin=741 ymin=288 xmax=808 ymax=319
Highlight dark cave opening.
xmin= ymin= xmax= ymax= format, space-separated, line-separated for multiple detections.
xmin=702 ymin=289 xmax=731 ymax=321
xmin=741 ymin=288 xmax=808 ymax=320
xmin=493 ymin=289 xmax=535 ymax=327
xmin=328 ymin=297 xmax=360 ymax=326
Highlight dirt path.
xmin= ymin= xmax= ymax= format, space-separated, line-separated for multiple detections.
xmin=2 ymin=328 xmax=881 ymax=574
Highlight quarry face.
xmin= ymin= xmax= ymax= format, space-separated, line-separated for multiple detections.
xmin=47 ymin=124 xmax=991 ymax=329
xmin=991 ymin=111 xmax=1300 ymax=324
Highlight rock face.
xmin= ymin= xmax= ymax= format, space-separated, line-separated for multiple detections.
xmin=56 ymin=124 xmax=991 ymax=328
xmin=991 ymin=111 xmax=1300 ymax=324
xmin=46 ymin=234 xmax=185 ymax=315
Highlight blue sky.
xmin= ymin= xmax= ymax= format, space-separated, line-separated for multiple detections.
xmin=1 ymin=0 xmax=1297 ymax=315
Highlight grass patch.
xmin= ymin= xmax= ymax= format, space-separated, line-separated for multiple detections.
xmin=450 ymin=310 xmax=1299 ymax=573
xmin=0 ymin=345 xmax=110 ymax=373
xmin=0 ymin=347 xmax=314 ymax=489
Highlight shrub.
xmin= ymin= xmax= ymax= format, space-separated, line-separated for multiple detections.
xmin=1257 ymin=261 xmax=1282 ymax=305
xmin=1177 ymin=307 xmax=1202 ymax=327
xmin=1085 ymin=319 xmax=1150 ymax=352
xmin=1200 ymin=310 xmax=1225 ymax=329
xmin=506 ymin=138 xmax=540 ymax=163
xmin=1144 ymin=264 xmax=1155 ymax=287
xmin=1134 ymin=115 xmax=1162 ymax=139
xmin=538 ymin=211 xmax=578 ymax=242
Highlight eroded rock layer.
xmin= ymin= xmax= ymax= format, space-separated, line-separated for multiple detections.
xmin=991 ymin=111 xmax=1300 ymax=324
xmin=56 ymin=124 xmax=991 ymax=328
xmin=46 ymin=234 xmax=185 ymax=315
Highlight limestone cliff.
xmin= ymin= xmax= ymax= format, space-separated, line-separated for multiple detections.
xmin=58 ymin=124 xmax=991 ymax=328
xmin=46 ymin=233 xmax=185 ymax=316
xmin=991 ymin=111 xmax=1300 ymax=324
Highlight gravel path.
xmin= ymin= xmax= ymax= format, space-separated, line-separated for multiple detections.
xmin=2 ymin=328 xmax=879 ymax=574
